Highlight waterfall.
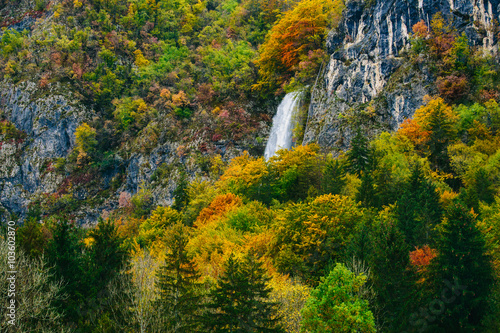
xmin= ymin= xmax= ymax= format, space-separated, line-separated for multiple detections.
xmin=264 ymin=91 xmax=302 ymax=160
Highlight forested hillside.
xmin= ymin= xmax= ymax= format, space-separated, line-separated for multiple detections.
xmin=2 ymin=0 xmax=500 ymax=332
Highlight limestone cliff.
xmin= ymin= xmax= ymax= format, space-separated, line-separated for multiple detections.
xmin=303 ymin=0 xmax=500 ymax=152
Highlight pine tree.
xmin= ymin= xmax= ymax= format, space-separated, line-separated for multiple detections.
xmin=369 ymin=219 xmax=416 ymax=331
xmin=429 ymin=203 xmax=494 ymax=331
xmin=173 ymin=169 xmax=190 ymax=212
xmin=205 ymin=254 xmax=283 ymax=333
xmin=346 ymin=129 xmax=372 ymax=176
xmin=396 ymin=162 xmax=442 ymax=247
xmin=356 ymin=170 xmax=378 ymax=208
xmin=321 ymin=158 xmax=346 ymax=195
xmin=156 ymin=222 xmax=204 ymax=333
xmin=45 ymin=219 xmax=84 ymax=322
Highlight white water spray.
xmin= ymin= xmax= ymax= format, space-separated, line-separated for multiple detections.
xmin=264 ymin=92 xmax=302 ymax=160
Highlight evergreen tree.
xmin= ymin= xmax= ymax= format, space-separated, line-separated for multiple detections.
xmin=17 ymin=217 xmax=49 ymax=258
xmin=45 ymin=219 xmax=85 ymax=323
xmin=356 ymin=170 xmax=378 ymax=208
xmin=396 ymin=162 xmax=442 ymax=247
xmin=429 ymin=203 xmax=494 ymax=331
xmin=373 ymin=162 xmax=399 ymax=208
xmin=156 ymin=222 xmax=204 ymax=333
xmin=426 ymin=100 xmax=457 ymax=170
xmin=205 ymin=254 xmax=283 ymax=333
xmin=461 ymin=168 xmax=496 ymax=213
xmin=346 ymin=128 xmax=372 ymax=176
xmin=173 ymin=169 xmax=190 ymax=212
xmin=86 ymin=218 xmax=128 ymax=296
xmin=321 ymin=158 xmax=346 ymax=195
xmin=369 ymin=218 xmax=416 ymax=332
xmin=345 ymin=220 xmax=373 ymax=265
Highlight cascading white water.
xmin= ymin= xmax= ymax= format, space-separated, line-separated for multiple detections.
xmin=264 ymin=91 xmax=302 ymax=160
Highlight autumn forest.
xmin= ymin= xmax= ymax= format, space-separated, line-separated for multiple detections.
xmin=1 ymin=0 xmax=500 ymax=332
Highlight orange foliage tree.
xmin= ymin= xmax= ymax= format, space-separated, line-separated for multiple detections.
xmin=409 ymin=245 xmax=438 ymax=275
xmin=254 ymin=0 xmax=344 ymax=92
xmin=397 ymin=118 xmax=430 ymax=148
xmin=194 ymin=193 xmax=243 ymax=228
xmin=401 ymin=96 xmax=458 ymax=168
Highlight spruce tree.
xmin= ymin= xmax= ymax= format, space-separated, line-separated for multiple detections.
xmin=369 ymin=219 xmax=416 ymax=332
xmin=461 ymin=167 xmax=495 ymax=213
xmin=396 ymin=162 xmax=442 ymax=247
xmin=205 ymin=254 xmax=283 ymax=333
xmin=426 ymin=100 xmax=457 ymax=171
xmin=172 ymin=169 xmax=190 ymax=212
xmin=321 ymin=158 xmax=346 ymax=195
xmin=429 ymin=203 xmax=494 ymax=331
xmin=45 ymin=219 xmax=85 ymax=323
xmin=346 ymin=128 xmax=372 ymax=176
xmin=156 ymin=222 xmax=204 ymax=333
xmin=86 ymin=218 xmax=128 ymax=295
xmin=356 ymin=170 xmax=378 ymax=208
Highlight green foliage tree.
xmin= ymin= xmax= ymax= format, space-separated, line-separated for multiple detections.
xmin=16 ymin=218 xmax=50 ymax=258
xmin=81 ymin=218 xmax=130 ymax=331
xmin=300 ymin=263 xmax=376 ymax=333
xmin=346 ymin=129 xmax=373 ymax=176
xmin=86 ymin=218 xmax=128 ymax=297
xmin=426 ymin=100 xmax=458 ymax=169
xmin=428 ymin=203 xmax=494 ymax=331
xmin=45 ymin=220 xmax=85 ymax=323
xmin=356 ymin=170 xmax=378 ymax=208
xmin=321 ymin=158 xmax=347 ymax=195
xmin=156 ymin=222 xmax=204 ymax=332
xmin=172 ymin=169 xmax=190 ymax=212
xmin=205 ymin=254 xmax=283 ymax=332
xmin=369 ymin=214 xmax=416 ymax=332
xmin=396 ymin=162 xmax=442 ymax=247
xmin=460 ymin=167 xmax=496 ymax=213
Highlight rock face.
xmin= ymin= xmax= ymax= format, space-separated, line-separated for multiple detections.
xmin=0 ymin=81 xmax=182 ymax=223
xmin=0 ymin=81 xmax=92 ymax=220
xmin=303 ymin=0 xmax=500 ymax=152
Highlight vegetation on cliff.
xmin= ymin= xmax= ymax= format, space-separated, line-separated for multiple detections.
xmin=1 ymin=2 xmax=500 ymax=332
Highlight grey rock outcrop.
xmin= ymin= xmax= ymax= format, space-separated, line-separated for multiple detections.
xmin=303 ymin=0 xmax=500 ymax=152
xmin=0 ymin=81 xmax=92 ymax=220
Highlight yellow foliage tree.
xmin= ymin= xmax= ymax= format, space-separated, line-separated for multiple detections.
xmin=74 ymin=122 xmax=97 ymax=164
xmin=273 ymin=194 xmax=363 ymax=283
xmin=138 ymin=206 xmax=182 ymax=247
xmin=217 ymin=152 xmax=268 ymax=198
xmin=270 ymin=143 xmax=322 ymax=201
xmin=134 ymin=49 xmax=150 ymax=67
xmin=268 ymin=275 xmax=311 ymax=333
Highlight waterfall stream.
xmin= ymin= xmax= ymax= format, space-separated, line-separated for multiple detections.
xmin=264 ymin=91 xmax=302 ymax=160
